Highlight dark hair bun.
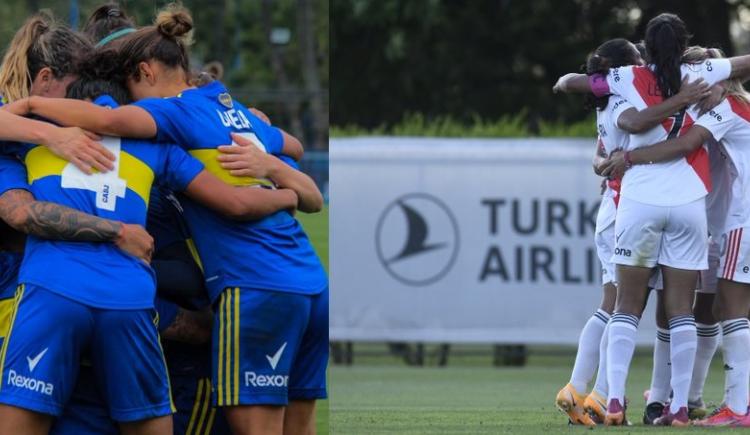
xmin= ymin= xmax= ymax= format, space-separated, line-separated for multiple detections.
xmin=156 ymin=3 xmax=193 ymax=42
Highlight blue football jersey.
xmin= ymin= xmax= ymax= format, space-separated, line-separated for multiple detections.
xmin=6 ymin=97 xmax=204 ymax=309
xmin=134 ymin=81 xmax=327 ymax=301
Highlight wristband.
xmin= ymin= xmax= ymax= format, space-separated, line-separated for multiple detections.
xmin=589 ymin=73 xmax=610 ymax=97
xmin=624 ymin=151 xmax=633 ymax=169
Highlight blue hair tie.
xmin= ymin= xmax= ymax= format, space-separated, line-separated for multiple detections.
xmin=96 ymin=28 xmax=136 ymax=48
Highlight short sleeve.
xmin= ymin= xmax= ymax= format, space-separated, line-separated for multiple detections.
xmin=695 ymin=100 xmax=734 ymax=142
xmin=159 ymin=145 xmax=205 ymax=192
xmin=133 ymin=98 xmax=182 ymax=144
xmin=248 ymin=113 xmax=284 ymax=155
xmin=605 ymin=66 xmax=636 ymax=101
xmin=0 ymin=155 xmax=29 ymax=196
xmin=700 ymin=58 xmax=732 ymax=86
xmin=609 ymin=97 xmax=634 ymax=126
xmin=276 ymin=154 xmax=300 ymax=170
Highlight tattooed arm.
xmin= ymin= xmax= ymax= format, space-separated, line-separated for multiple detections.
xmin=0 ymin=189 xmax=154 ymax=261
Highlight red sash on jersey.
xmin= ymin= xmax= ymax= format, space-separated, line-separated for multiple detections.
xmin=632 ymin=66 xmax=711 ymax=192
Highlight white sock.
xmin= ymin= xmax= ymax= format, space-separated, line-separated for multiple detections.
xmin=689 ymin=323 xmax=720 ymax=404
xmin=648 ymin=327 xmax=671 ymax=405
xmin=607 ymin=313 xmax=639 ymax=405
xmin=669 ymin=315 xmax=697 ymax=414
xmin=721 ymin=318 xmax=750 ymax=415
xmin=592 ymin=321 xmax=609 ymax=398
xmin=570 ymin=309 xmax=610 ymax=392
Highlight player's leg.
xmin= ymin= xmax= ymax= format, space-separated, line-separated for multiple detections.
xmin=689 ymin=245 xmax=720 ymax=420
xmin=583 ymin=281 xmax=616 ymax=424
xmin=159 ymin=308 xmax=230 ymax=435
xmin=558 ymin=220 xmax=614 ymax=425
xmin=694 ymin=278 xmax=750 ymax=426
xmin=285 ymin=287 xmax=329 ymax=435
xmin=0 ymin=284 xmax=91 ymax=435
xmin=605 ymin=197 xmax=661 ymax=426
xmin=644 ymin=286 xmax=670 ymax=424
xmin=214 ymin=287 xmax=310 ymax=435
xmin=90 ymin=308 xmax=174 ymax=435
xmin=696 ymin=227 xmax=750 ymax=426
xmin=224 ymin=405 xmax=285 ymax=434
xmin=653 ymin=198 xmax=708 ymax=427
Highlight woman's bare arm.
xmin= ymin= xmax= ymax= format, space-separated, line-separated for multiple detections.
xmin=617 ymin=77 xmax=710 ymax=133
xmin=21 ymin=96 xmax=157 ymax=138
xmin=183 ymin=170 xmax=298 ymax=220
xmin=599 ymin=126 xmax=711 ymax=178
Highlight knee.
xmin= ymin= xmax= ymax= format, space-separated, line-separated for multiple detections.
xmin=600 ymin=283 xmax=617 ymax=314
xmin=712 ymin=297 xmax=724 ymax=322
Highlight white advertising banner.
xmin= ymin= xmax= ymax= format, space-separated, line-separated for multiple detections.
xmin=330 ymin=137 xmax=659 ymax=345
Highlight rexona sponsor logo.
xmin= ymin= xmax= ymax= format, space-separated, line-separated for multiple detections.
xmin=244 ymin=372 xmax=289 ymax=388
xmin=245 ymin=342 xmax=289 ymax=388
xmin=7 ymin=370 xmax=53 ymax=396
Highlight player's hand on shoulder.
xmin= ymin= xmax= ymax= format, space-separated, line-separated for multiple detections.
xmin=115 ymin=223 xmax=154 ymax=263
xmin=217 ymin=132 xmax=274 ymax=178
xmin=677 ymin=76 xmax=710 ymax=107
xmin=696 ymin=83 xmax=726 ymax=117
xmin=44 ymin=126 xmax=113 ymax=175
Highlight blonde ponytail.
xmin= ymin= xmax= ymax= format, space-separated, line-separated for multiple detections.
xmin=0 ymin=15 xmax=50 ymax=102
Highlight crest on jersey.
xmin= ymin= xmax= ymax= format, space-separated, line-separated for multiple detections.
xmin=218 ymin=93 xmax=233 ymax=109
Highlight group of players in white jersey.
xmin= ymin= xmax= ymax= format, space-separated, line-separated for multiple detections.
xmin=552 ymin=12 xmax=750 ymax=427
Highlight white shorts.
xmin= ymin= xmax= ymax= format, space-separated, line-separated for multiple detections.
xmin=613 ymin=197 xmax=708 ymax=270
xmin=595 ymin=222 xmax=616 ymax=285
xmin=718 ymin=227 xmax=750 ymax=284
xmin=697 ymin=236 xmax=720 ymax=294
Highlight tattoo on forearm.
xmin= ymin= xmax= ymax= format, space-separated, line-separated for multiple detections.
xmin=24 ymin=202 xmax=121 ymax=242
xmin=0 ymin=190 xmax=121 ymax=242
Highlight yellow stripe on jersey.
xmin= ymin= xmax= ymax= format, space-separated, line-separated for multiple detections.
xmin=185 ymin=239 xmax=204 ymax=272
xmin=217 ymin=291 xmax=225 ymax=405
xmin=118 ymin=152 xmax=155 ymax=205
xmin=233 ymin=287 xmax=240 ymax=404
xmin=24 ymin=146 xmax=155 ymax=206
xmin=0 ymin=297 xmax=16 ymax=339
xmin=0 ymin=285 xmax=24 ymax=390
xmin=24 ymin=146 xmax=68 ymax=183
xmin=188 ymin=149 xmax=274 ymax=188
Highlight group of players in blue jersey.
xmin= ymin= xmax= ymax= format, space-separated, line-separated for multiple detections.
xmin=0 ymin=3 xmax=327 ymax=435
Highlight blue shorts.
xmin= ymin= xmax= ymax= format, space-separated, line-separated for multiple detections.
xmin=0 ymin=284 xmax=173 ymax=420
xmin=212 ymin=287 xmax=328 ymax=406
xmin=50 ymin=362 xmax=118 ymax=435
xmin=166 ymin=341 xmax=230 ymax=435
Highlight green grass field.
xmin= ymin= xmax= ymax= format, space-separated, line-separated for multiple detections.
xmin=297 ymin=206 xmax=329 ymax=433
xmin=328 ymin=345 xmax=737 ymax=434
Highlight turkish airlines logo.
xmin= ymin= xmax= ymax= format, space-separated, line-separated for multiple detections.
xmin=376 ymin=193 xmax=459 ymax=286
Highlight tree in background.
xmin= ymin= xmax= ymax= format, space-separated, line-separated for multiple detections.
xmin=332 ymin=0 xmax=750 ymax=133
xmin=0 ymin=0 xmax=329 ymax=149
